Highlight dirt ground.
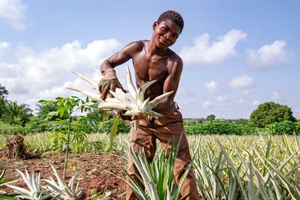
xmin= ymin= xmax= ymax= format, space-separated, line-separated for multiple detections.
xmin=0 ymin=151 xmax=128 ymax=199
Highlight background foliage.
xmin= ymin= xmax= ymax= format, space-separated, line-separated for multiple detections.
xmin=0 ymin=84 xmax=299 ymax=136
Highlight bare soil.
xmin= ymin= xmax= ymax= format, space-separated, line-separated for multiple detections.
xmin=0 ymin=137 xmax=128 ymax=199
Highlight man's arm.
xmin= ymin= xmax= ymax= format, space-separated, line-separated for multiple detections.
xmin=99 ymin=41 xmax=141 ymax=99
xmin=153 ymin=57 xmax=183 ymax=112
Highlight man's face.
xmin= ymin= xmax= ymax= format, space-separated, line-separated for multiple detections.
xmin=153 ymin=19 xmax=181 ymax=48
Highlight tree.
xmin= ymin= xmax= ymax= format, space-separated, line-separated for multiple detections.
xmin=0 ymin=84 xmax=8 ymax=99
xmin=235 ymin=118 xmax=249 ymax=125
xmin=0 ymin=84 xmax=9 ymax=119
xmin=249 ymin=102 xmax=296 ymax=128
xmin=0 ymin=98 xmax=5 ymax=119
xmin=2 ymin=101 xmax=33 ymax=126
xmin=206 ymin=114 xmax=216 ymax=121
xmin=0 ymin=84 xmax=33 ymax=125
xmin=36 ymin=102 xmax=60 ymax=120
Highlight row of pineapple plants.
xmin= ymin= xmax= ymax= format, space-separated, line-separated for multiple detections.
xmin=1 ymin=164 xmax=84 ymax=200
xmin=189 ymin=134 xmax=300 ymax=200
xmin=1 ymin=133 xmax=299 ymax=199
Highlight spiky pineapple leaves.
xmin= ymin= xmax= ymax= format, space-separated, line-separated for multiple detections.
xmin=68 ymin=66 xmax=174 ymax=128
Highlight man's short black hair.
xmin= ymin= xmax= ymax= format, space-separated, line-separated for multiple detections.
xmin=157 ymin=10 xmax=184 ymax=32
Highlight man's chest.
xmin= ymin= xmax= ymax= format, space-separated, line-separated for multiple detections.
xmin=132 ymin=54 xmax=169 ymax=82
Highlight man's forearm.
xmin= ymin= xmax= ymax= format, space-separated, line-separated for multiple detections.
xmin=100 ymin=60 xmax=115 ymax=74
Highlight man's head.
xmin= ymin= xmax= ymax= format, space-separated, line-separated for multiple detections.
xmin=157 ymin=10 xmax=184 ymax=33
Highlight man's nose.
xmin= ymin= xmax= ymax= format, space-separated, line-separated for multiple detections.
xmin=164 ymin=32 xmax=171 ymax=40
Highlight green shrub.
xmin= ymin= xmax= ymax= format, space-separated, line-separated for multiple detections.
xmin=0 ymin=122 xmax=30 ymax=135
xmin=267 ymin=120 xmax=300 ymax=135
xmin=184 ymin=120 xmax=256 ymax=135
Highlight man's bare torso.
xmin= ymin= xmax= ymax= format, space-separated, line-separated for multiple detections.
xmin=131 ymin=40 xmax=179 ymax=100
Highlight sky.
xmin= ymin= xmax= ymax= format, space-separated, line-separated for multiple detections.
xmin=0 ymin=0 xmax=299 ymax=119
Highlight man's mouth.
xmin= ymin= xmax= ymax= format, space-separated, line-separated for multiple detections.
xmin=159 ymin=37 xmax=168 ymax=46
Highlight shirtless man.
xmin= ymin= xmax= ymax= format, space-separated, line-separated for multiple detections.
xmin=98 ymin=10 xmax=200 ymax=200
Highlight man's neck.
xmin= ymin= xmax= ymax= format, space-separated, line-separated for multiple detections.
xmin=146 ymin=41 xmax=168 ymax=56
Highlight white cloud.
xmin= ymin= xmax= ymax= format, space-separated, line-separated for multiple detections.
xmin=0 ymin=0 xmax=28 ymax=30
xmin=13 ymin=39 xmax=120 ymax=91
xmin=238 ymin=98 xmax=244 ymax=104
xmin=252 ymin=100 xmax=260 ymax=107
xmin=0 ymin=39 xmax=121 ymax=110
xmin=0 ymin=63 xmax=19 ymax=78
xmin=243 ymin=88 xmax=255 ymax=96
xmin=228 ymin=74 xmax=254 ymax=89
xmin=245 ymin=40 xmax=293 ymax=69
xmin=0 ymin=41 xmax=10 ymax=55
xmin=271 ymin=91 xmax=283 ymax=101
xmin=179 ymin=29 xmax=247 ymax=66
xmin=217 ymin=96 xmax=230 ymax=105
xmin=205 ymin=80 xmax=219 ymax=94
xmin=202 ymin=101 xmax=212 ymax=109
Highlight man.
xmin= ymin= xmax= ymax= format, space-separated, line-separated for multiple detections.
xmin=98 ymin=10 xmax=200 ymax=200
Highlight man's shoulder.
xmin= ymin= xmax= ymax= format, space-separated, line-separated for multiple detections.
xmin=127 ymin=40 xmax=148 ymax=49
xmin=168 ymin=48 xmax=183 ymax=64
xmin=122 ymin=40 xmax=147 ymax=55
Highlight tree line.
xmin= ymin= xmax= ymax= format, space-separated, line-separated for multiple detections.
xmin=0 ymin=83 xmax=299 ymax=135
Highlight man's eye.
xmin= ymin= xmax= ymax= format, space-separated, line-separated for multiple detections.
xmin=172 ymin=34 xmax=178 ymax=39
xmin=161 ymin=27 xmax=167 ymax=31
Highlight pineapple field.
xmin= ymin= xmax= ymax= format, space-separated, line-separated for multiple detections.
xmin=0 ymin=133 xmax=299 ymax=200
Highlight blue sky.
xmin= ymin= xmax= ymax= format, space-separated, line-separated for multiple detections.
xmin=0 ymin=0 xmax=299 ymax=119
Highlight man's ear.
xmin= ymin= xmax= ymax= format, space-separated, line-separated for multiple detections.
xmin=152 ymin=21 xmax=158 ymax=30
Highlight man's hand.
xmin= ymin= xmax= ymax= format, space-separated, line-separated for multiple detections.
xmin=131 ymin=112 xmax=146 ymax=120
xmin=117 ymin=110 xmax=146 ymax=121
xmin=117 ymin=110 xmax=131 ymax=121
xmin=98 ymin=68 xmax=127 ymax=100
